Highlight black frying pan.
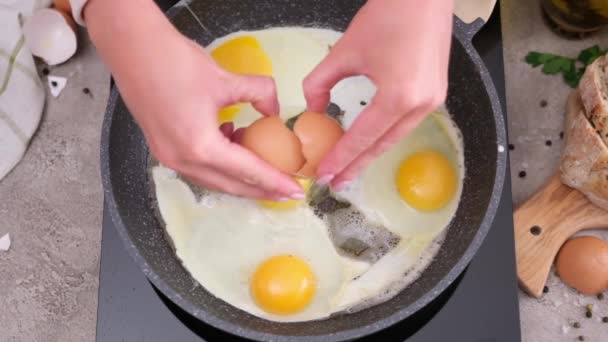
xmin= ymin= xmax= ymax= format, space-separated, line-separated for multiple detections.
xmin=101 ymin=1 xmax=507 ymax=340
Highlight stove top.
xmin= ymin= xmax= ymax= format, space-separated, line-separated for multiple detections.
xmin=96 ymin=5 xmax=521 ymax=342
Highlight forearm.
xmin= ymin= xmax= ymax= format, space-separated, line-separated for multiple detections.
xmin=83 ymin=0 xmax=179 ymax=78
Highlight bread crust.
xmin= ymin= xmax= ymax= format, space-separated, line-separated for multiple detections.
xmin=560 ymin=91 xmax=608 ymax=210
xmin=578 ymin=55 xmax=608 ymax=148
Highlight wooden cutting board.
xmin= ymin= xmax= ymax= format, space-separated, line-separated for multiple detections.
xmin=514 ymin=173 xmax=608 ymax=298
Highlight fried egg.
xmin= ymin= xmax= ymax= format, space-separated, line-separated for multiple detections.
xmin=207 ymin=28 xmax=340 ymax=127
xmin=152 ymin=166 xmax=369 ymax=322
xmin=333 ymin=110 xmax=464 ymax=310
xmin=152 ymin=27 xmax=464 ymax=321
xmin=338 ymin=110 xmax=463 ymax=238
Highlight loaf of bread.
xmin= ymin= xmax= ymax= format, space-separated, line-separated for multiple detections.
xmin=578 ymin=55 xmax=608 ymax=146
xmin=560 ymin=55 xmax=608 ymax=210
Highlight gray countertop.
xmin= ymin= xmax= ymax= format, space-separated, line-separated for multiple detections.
xmin=502 ymin=0 xmax=608 ymax=341
xmin=1 ymin=0 xmax=608 ymax=340
xmin=0 ymin=31 xmax=110 ymax=341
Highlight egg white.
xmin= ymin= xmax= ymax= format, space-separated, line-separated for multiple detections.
xmin=154 ymin=27 xmax=465 ymax=321
xmin=152 ymin=166 xmax=368 ymax=322
xmin=206 ymin=28 xmax=341 ymax=128
xmin=333 ymin=110 xmax=464 ymax=310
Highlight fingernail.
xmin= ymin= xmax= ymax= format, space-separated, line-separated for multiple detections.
xmin=290 ymin=193 xmax=305 ymax=200
xmin=276 ymin=197 xmax=291 ymax=202
xmin=333 ymin=181 xmax=351 ymax=192
xmin=317 ymin=174 xmax=334 ymax=185
xmin=243 ymin=177 xmax=258 ymax=185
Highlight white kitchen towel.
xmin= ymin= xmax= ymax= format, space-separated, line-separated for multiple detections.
xmin=0 ymin=1 xmax=47 ymax=181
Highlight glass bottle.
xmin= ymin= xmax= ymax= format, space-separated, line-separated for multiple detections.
xmin=541 ymin=0 xmax=608 ymax=33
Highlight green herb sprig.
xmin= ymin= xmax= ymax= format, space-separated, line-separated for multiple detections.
xmin=525 ymin=45 xmax=607 ymax=88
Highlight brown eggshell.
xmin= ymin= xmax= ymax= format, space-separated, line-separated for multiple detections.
xmin=240 ymin=116 xmax=305 ymax=174
xmin=293 ymin=112 xmax=344 ymax=178
xmin=296 ymin=163 xmax=317 ymax=179
xmin=555 ymin=236 xmax=608 ymax=295
xmin=53 ymin=0 xmax=71 ymax=13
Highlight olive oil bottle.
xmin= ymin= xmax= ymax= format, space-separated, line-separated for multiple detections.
xmin=542 ymin=0 xmax=608 ymax=33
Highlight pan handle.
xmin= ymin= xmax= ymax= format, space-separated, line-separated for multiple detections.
xmin=453 ymin=0 xmax=497 ymax=41
xmin=454 ymin=16 xmax=487 ymax=42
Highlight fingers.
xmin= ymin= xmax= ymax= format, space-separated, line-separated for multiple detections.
xmin=181 ymin=164 xmax=276 ymax=200
xmin=208 ymin=137 xmax=305 ymax=199
xmin=229 ymin=73 xmax=280 ymax=116
xmin=230 ymin=127 xmax=245 ymax=143
xmin=330 ymin=108 xmax=429 ymax=190
xmin=219 ymin=122 xmax=234 ymax=138
xmin=303 ymin=51 xmax=358 ymax=113
xmin=316 ymin=90 xmax=402 ymax=181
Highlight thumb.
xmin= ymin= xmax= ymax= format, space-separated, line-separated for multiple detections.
xmin=303 ymin=52 xmax=357 ymax=113
xmin=230 ymin=74 xmax=280 ymax=116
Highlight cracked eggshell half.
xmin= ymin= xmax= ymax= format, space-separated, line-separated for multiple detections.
xmin=293 ymin=112 xmax=344 ymax=178
xmin=23 ymin=8 xmax=77 ymax=66
xmin=240 ymin=116 xmax=306 ymax=174
xmin=239 ymin=112 xmax=343 ymax=178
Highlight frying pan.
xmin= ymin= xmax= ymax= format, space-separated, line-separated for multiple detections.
xmin=101 ymin=0 xmax=507 ymax=340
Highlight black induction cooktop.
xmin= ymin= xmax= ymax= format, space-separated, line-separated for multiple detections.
xmin=95 ymin=3 xmax=521 ymax=341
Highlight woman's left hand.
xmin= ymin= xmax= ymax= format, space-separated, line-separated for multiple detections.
xmin=303 ymin=0 xmax=453 ymax=190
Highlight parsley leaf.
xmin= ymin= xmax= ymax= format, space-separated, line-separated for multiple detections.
xmin=525 ymin=52 xmax=554 ymax=67
xmin=541 ymin=57 xmax=574 ymax=74
xmin=564 ymin=67 xmax=585 ymax=88
xmin=577 ymin=45 xmax=603 ymax=66
xmin=525 ymin=45 xmax=607 ymax=88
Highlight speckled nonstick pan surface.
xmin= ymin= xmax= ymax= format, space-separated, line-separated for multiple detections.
xmin=100 ymin=1 xmax=507 ymax=340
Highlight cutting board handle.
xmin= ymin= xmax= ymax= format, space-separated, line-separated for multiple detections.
xmin=514 ymin=173 xmax=608 ymax=297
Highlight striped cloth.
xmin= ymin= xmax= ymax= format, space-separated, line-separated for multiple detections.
xmin=0 ymin=0 xmax=47 ymax=181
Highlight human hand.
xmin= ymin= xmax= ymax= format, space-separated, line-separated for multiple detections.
xmin=303 ymin=0 xmax=453 ymax=190
xmin=86 ymin=0 xmax=304 ymax=200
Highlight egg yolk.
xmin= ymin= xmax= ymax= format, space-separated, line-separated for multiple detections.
xmin=258 ymin=178 xmax=312 ymax=210
xmin=210 ymin=36 xmax=273 ymax=123
xmin=250 ymin=255 xmax=316 ymax=315
xmin=396 ymin=150 xmax=457 ymax=211
xmin=217 ymin=105 xmax=241 ymax=124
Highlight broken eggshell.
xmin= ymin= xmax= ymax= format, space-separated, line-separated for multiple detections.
xmin=23 ymin=8 xmax=77 ymax=66
xmin=48 ymin=75 xmax=67 ymax=97
xmin=293 ymin=112 xmax=344 ymax=178
xmin=240 ymin=116 xmax=306 ymax=174
xmin=239 ymin=112 xmax=344 ymax=178
xmin=0 ymin=233 xmax=11 ymax=252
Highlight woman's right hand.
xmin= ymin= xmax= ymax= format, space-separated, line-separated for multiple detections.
xmin=85 ymin=0 xmax=304 ymax=201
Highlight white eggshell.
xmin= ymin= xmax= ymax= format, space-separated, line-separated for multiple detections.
xmin=23 ymin=8 xmax=77 ymax=66
xmin=0 ymin=233 xmax=11 ymax=252
xmin=48 ymin=75 xmax=67 ymax=97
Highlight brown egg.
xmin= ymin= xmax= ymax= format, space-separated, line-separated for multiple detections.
xmin=240 ymin=116 xmax=305 ymax=174
xmin=293 ymin=112 xmax=344 ymax=178
xmin=555 ymin=236 xmax=608 ymax=295
xmin=53 ymin=0 xmax=71 ymax=12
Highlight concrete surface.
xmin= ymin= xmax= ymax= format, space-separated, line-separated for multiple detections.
xmin=0 ymin=28 xmax=110 ymax=342
xmin=502 ymin=0 xmax=608 ymax=341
